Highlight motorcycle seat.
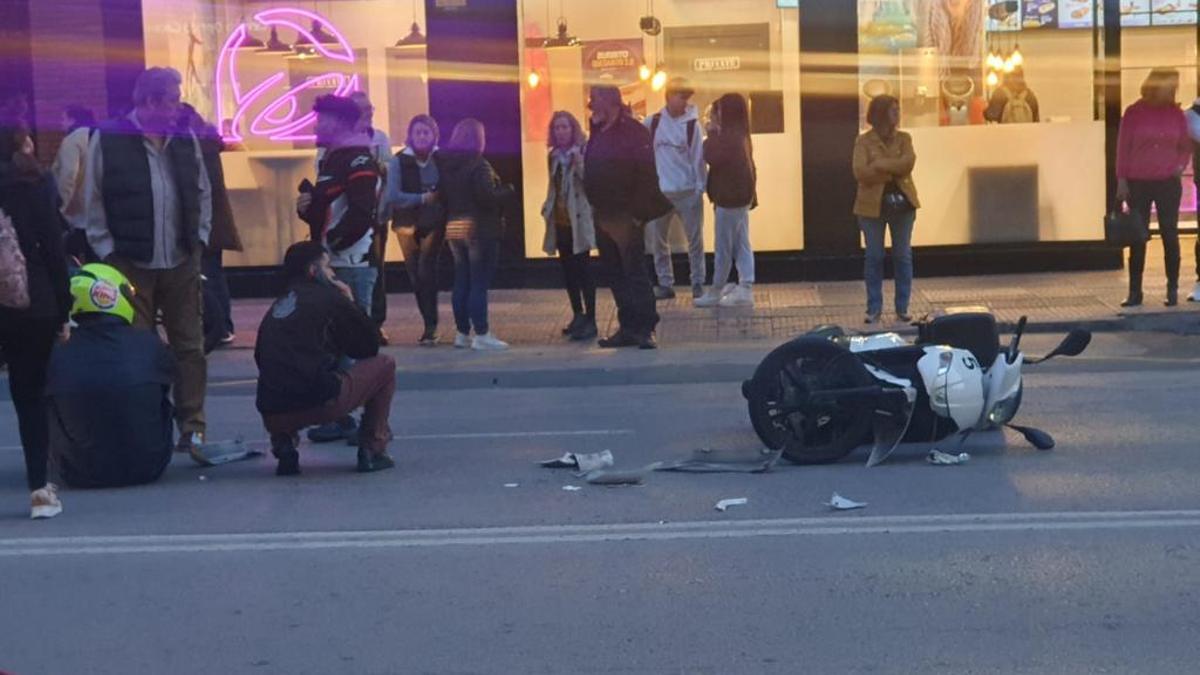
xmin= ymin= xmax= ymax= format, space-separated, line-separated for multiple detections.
xmin=917 ymin=310 xmax=1000 ymax=368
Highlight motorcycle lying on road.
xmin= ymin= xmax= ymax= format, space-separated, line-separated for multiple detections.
xmin=741 ymin=307 xmax=1092 ymax=467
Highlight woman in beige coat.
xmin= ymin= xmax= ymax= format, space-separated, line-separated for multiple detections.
xmin=541 ymin=111 xmax=597 ymax=340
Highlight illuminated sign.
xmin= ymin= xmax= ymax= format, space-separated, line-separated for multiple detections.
xmin=693 ymin=56 xmax=742 ymax=72
xmin=216 ymin=8 xmax=359 ymax=143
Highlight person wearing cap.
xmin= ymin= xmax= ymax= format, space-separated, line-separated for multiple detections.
xmin=44 ymin=264 xmax=176 ymax=489
xmin=645 ymin=77 xmax=708 ymax=301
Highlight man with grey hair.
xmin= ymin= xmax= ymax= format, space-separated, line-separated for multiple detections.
xmin=85 ymin=66 xmax=214 ymax=461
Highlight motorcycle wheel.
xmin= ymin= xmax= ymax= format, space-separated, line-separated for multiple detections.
xmin=745 ymin=337 xmax=876 ymax=464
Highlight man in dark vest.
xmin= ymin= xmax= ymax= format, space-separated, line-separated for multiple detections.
xmin=84 ymin=66 xmax=214 ymax=461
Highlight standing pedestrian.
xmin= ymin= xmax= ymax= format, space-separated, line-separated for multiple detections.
xmin=1116 ymin=68 xmax=1191 ymax=307
xmin=436 ymin=118 xmax=514 ymax=351
xmin=84 ymin=67 xmax=214 ymax=459
xmin=696 ymin=94 xmax=757 ymax=308
xmin=52 ymin=105 xmax=96 ymax=235
xmin=584 ymin=85 xmax=672 ymax=349
xmin=180 ymin=104 xmax=243 ymax=346
xmin=1178 ymin=92 xmax=1200 ymax=302
xmin=380 ymin=114 xmax=445 ymax=345
xmin=0 ymin=123 xmax=72 ymax=518
xmin=541 ymin=111 xmax=597 ymax=341
xmin=852 ymin=94 xmax=920 ymax=325
xmin=296 ymin=94 xmax=383 ymax=444
xmin=350 ymin=91 xmax=394 ymax=343
xmin=645 ymin=77 xmax=707 ymax=300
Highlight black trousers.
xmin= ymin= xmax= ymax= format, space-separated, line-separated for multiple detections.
xmin=1127 ymin=178 xmax=1182 ymax=291
xmin=595 ymin=211 xmax=658 ymax=337
xmin=370 ymin=223 xmax=390 ymax=327
xmin=555 ymin=225 xmax=596 ymax=318
xmin=0 ymin=316 xmax=58 ymax=491
xmin=396 ymin=225 xmax=445 ymax=330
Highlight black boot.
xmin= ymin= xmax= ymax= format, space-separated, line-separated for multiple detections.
xmin=1165 ymin=284 xmax=1178 ymax=307
xmin=272 ymin=434 xmax=300 ymax=476
xmin=1121 ymin=273 xmax=1143 ymax=307
xmin=562 ymin=313 xmax=585 ymax=336
xmin=570 ymin=316 xmax=598 ymax=341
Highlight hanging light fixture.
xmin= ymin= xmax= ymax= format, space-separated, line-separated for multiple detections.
xmin=257 ymin=26 xmax=292 ymax=54
xmin=638 ymin=64 xmax=652 ymax=81
xmin=396 ymin=0 xmax=426 ymax=47
xmin=986 ymin=71 xmax=1000 ymax=88
xmin=235 ymin=15 xmax=266 ymax=50
xmin=1010 ymin=43 xmax=1024 ymax=68
xmin=543 ymin=2 xmax=579 ymax=48
xmin=527 ymin=70 xmax=541 ymax=89
xmin=651 ymin=67 xmax=668 ymax=92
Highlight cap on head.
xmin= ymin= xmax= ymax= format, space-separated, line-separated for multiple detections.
xmin=69 ymin=263 xmax=136 ymax=325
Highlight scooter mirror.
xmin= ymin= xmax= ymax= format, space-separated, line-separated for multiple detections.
xmin=1052 ymin=329 xmax=1092 ymax=358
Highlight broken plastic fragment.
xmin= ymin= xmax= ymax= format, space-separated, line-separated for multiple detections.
xmin=584 ymin=469 xmax=644 ymax=486
xmin=562 ymin=485 xmax=583 ymax=492
xmin=715 ymin=497 xmax=748 ymax=512
xmin=189 ymin=438 xmax=263 ymax=467
xmin=504 ymin=483 xmax=519 ymax=488
xmin=827 ymin=493 xmax=867 ymax=510
xmin=928 ymin=450 xmax=970 ymax=466
xmin=540 ymin=450 xmax=614 ymax=472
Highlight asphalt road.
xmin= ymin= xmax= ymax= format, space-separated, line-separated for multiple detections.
xmin=1 ymin=333 xmax=1199 ymax=674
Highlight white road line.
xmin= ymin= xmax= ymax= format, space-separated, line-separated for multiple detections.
xmin=2 ymin=510 xmax=1199 ymax=557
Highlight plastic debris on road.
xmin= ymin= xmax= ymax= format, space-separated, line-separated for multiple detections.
xmin=827 ymin=493 xmax=867 ymax=510
xmin=504 ymin=483 xmax=519 ymax=488
xmin=928 ymin=450 xmax=970 ymax=466
xmin=715 ymin=497 xmax=749 ymax=512
xmin=655 ymin=447 xmax=781 ymax=474
xmin=562 ymin=485 xmax=583 ymax=492
xmin=583 ymin=469 xmax=646 ymax=486
xmin=189 ymin=437 xmax=263 ymax=467
xmin=540 ymin=450 xmax=614 ymax=472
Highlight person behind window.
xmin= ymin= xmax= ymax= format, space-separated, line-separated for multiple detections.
xmin=1182 ymin=94 xmax=1200 ymax=302
xmin=0 ymin=123 xmax=71 ymax=519
xmin=46 ymin=264 xmax=174 ymax=489
xmin=84 ymin=66 xmax=214 ymax=461
xmin=255 ymin=242 xmax=397 ymax=476
xmin=541 ymin=111 xmax=597 ymax=341
xmin=349 ymin=91 xmax=394 ymax=344
xmin=853 ymin=94 xmax=920 ymax=325
xmin=1115 ymin=68 xmax=1191 ymax=307
xmin=52 ymin=105 xmax=96 ymax=236
xmin=696 ymin=93 xmax=758 ymax=309
xmin=985 ymin=68 xmax=1039 ymax=124
xmin=436 ymin=118 xmax=515 ymax=351
xmin=380 ymin=115 xmax=445 ymax=345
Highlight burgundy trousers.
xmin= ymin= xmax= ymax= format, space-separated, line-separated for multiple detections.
xmin=262 ymin=355 xmax=396 ymax=453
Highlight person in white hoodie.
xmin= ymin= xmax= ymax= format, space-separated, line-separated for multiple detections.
xmin=1183 ymin=97 xmax=1200 ymax=302
xmin=645 ymin=78 xmax=707 ymax=301
xmin=52 ymin=105 xmax=95 ymax=256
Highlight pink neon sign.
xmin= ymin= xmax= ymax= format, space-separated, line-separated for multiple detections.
xmin=216 ymin=8 xmax=358 ymax=143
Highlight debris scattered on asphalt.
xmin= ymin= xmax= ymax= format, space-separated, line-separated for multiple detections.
xmin=540 ymin=450 xmax=614 ymax=472
xmin=198 ymin=475 xmax=207 ymax=482
xmin=656 ymin=447 xmax=780 ymax=474
xmin=827 ymin=493 xmax=867 ymax=510
xmin=189 ymin=437 xmax=263 ymax=467
xmin=928 ymin=450 xmax=970 ymax=466
xmin=562 ymin=485 xmax=583 ymax=492
xmin=715 ymin=497 xmax=749 ymax=512
xmin=583 ymin=469 xmax=645 ymax=486
xmin=504 ymin=483 xmax=519 ymax=488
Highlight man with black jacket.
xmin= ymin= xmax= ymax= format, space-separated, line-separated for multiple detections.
xmin=255 ymin=241 xmax=397 ymax=476
xmin=584 ymin=86 xmax=672 ymax=349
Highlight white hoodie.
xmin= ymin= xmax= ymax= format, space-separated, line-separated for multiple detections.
xmin=1186 ymin=98 xmax=1200 ymax=145
xmin=645 ymin=104 xmax=707 ymax=195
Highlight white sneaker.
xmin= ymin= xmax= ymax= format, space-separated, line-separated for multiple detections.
xmin=472 ymin=333 xmax=510 ymax=351
xmin=30 ymin=484 xmax=63 ymax=520
xmin=1188 ymin=282 xmax=1200 ymax=302
xmin=694 ymin=288 xmax=722 ymax=308
xmin=453 ymin=332 xmax=471 ymax=349
xmin=719 ymin=285 xmax=755 ymax=307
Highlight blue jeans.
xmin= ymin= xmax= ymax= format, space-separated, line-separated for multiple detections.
xmin=448 ymin=238 xmax=500 ymax=336
xmin=333 ymin=266 xmax=378 ymax=372
xmin=858 ymin=211 xmax=915 ymax=315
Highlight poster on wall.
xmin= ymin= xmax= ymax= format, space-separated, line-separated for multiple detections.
xmin=1021 ymin=0 xmax=1058 ymax=28
xmin=987 ymin=0 xmax=1023 ymax=31
xmin=1058 ymin=0 xmax=1094 ymax=28
xmin=1150 ymin=0 xmax=1198 ymax=25
xmin=581 ymin=39 xmax=647 ymax=118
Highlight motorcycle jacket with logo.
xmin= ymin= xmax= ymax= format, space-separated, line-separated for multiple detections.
xmin=299 ymin=146 xmax=380 ymax=267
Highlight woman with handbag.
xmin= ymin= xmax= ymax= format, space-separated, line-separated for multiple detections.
xmin=436 ymin=119 xmax=515 ymax=351
xmin=1115 ymin=68 xmax=1192 ymax=307
xmin=0 ymin=124 xmax=71 ymax=519
xmin=852 ymin=95 xmax=920 ymax=325
xmin=381 ymin=115 xmax=446 ymax=345
xmin=540 ymin=111 xmax=597 ymax=341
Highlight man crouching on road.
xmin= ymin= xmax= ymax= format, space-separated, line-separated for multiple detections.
xmin=256 ymin=241 xmax=397 ymax=476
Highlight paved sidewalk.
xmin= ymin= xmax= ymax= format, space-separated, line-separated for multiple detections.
xmin=222 ymin=238 xmax=1200 ymax=349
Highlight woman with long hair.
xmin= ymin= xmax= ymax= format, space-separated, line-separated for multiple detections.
xmin=540 ymin=111 xmax=597 ymax=340
xmin=436 ymin=119 xmax=515 ymax=351
xmin=382 ymin=114 xmax=445 ymax=345
xmin=696 ymin=93 xmax=757 ymax=308
xmin=1116 ymin=68 xmax=1191 ymax=307
xmin=0 ymin=123 xmax=71 ymax=518
xmin=852 ymin=95 xmax=920 ymax=324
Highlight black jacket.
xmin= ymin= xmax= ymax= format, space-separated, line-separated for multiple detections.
xmin=255 ymin=279 xmax=380 ymax=415
xmin=45 ymin=315 xmax=176 ymax=488
xmin=300 ymin=146 xmax=380 ymax=253
xmin=0 ymin=160 xmax=70 ymax=324
xmin=704 ymin=130 xmax=757 ymax=209
xmin=393 ymin=151 xmax=445 ymax=232
xmin=584 ymin=114 xmax=671 ymax=221
xmin=435 ymin=152 xmax=513 ymax=240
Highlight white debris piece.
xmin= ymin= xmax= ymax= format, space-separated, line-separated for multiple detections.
xmin=562 ymin=485 xmax=583 ymax=492
xmin=827 ymin=493 xmax=867 ymax=510
xmin=928 ymin=450 xmax=970 ymax=466
xmin=715 ymin=498 xmax=748 ymax=512
xmin=504 ymin=483 xmax=520 ymax=488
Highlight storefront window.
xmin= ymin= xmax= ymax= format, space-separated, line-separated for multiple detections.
xmin=141 ymin=0 xmax=429 ymax=266
xmin=857 ymin=0 xmax=1106 ymax=246
xmin=516 ymin=0 xmax=804 ymax=258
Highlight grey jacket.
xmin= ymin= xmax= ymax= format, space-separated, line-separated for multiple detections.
xmin=540 ymin=146 xmax=595 ymax=256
